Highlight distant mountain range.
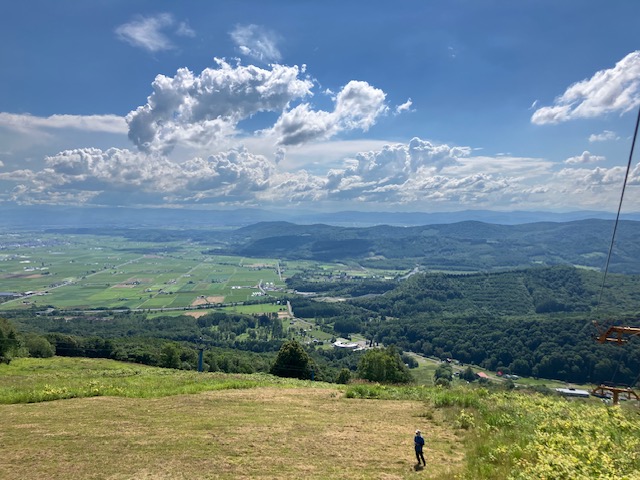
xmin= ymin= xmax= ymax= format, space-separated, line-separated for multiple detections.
xmin=8 ymin=205 xmax=640 ymax=274
xmin=2 ymin=204 xmax=638 ymax=229
xmin=213 ymin=219 xmax=640 ymax=274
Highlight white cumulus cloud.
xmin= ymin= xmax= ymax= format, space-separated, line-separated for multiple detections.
xmin=3 ymin=136 xmax=638 ymax=210
xmin=395 ymin=98 xmax=413 ymax=115
xmin=126 ymin=59 xmax=314 ymax=154
xmin=2 ymin=146 xmax=278 ymax=206
xmin=324 ymin=137 xmax=472 ymax=202
xmin=564 ymin=151 xmax=606 ymax=165
xmin=268 ymin=80 xmax=387 ymax=146
xmin=532 ymin=51 xmax=640 ymax=124
xmin=589 ymin=130 xmax=619 ymax=142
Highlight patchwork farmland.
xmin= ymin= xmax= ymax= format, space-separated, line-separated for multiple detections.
xmin=0 ymin=234 xmax=292 ymax=311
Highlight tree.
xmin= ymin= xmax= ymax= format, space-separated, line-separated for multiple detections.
xmin=336 ymin=368 xmax=352 ymax=384
xmin=23 ymin=334 xmax=55 ymax=358
xmin=271 ymin=340 xmax=314 ymax=379
xmin=0 ymin=319 xmax=20 ymax=364
xmin=334 ymin=317 xmax=361 ymax=336
xmin=357 ymin=346 xmax=412 ymax=384
xmin=271 ymin=317 xmax=284 ymax=338
xmin=160 ymin=343 xmax=181 ymax=369
xmin=434 ymin=363 xmax=453 ymax=382
xmin=460 ymin=366 xmax=476 ymax=382
xmin=401 ymin=353 xmax=418 ymax=369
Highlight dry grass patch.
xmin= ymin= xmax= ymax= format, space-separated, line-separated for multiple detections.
xmin=0 ymin=387 xmax=463 ymax=479
xmin=191 ymin=295 xmax=225 ymax=306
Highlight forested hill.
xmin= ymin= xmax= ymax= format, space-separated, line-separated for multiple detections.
xmin=217 ymin=219 xmax=640 ymax=273
xmin=351 ymin=265 xmax=640 ymax=317
xmin=290 ymin=266 xmax=640 ymax=385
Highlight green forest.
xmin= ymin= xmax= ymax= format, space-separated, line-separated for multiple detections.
xmin=287 ymin=265 xmax=640 ymax=385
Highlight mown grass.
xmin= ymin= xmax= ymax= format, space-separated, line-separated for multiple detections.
xmin=2 ymin=357 xmax=640 ymax=479
xmin=0 ymin=357 xmax=463 ymax=479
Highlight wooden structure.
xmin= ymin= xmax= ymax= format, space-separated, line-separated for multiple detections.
xmin=593 ymin=323 xmax=640 ymax=404
xmin=596 ymin=325 xmax=640 ymax=344
xmin=591 ymin=385 xmax=640 ymax=404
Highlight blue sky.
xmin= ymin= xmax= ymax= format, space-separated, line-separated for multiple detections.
xmin=2 ymin=0 xmax=640 ymax=213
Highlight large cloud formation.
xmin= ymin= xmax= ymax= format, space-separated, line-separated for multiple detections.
xmin=126 ymin=60 xmax=391 ymax=154
xmin=322 ymin=138 xmax=503 ymax=204
xmin=1 ymin=136 xmax=633 ymax=210
xmin=268 ymin=81 xmax=387 ymax=146
xmin=42 ymin=147 xmax=273 ymax=199
xmin=532 ymin=51 xmax=640 ymax=124
xmin=2 ymin=52 xmax=632 ymax=211
xmin=564 ymin=151 xmax=606 ymax=165
xmin=126 ymin=59 xmax=314 ymax=154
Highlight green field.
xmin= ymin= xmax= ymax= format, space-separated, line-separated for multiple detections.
xmin=0 ymin=233 xmax=405 ymax=312
xmin=0 ymin=234 xmax=291 ymax=311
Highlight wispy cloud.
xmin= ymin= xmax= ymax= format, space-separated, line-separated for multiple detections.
xmin=230 ymin=24 xmax=282 ymax=63
xmin=0 ymin=113 xmax=127 ymax=134
xmin=176 ymin=21 xmax=196 ymax=38
xmin=532 ymin=51 xmax=640 ymax=124
xmin=115 ymin=13 xmax=195 ymax=52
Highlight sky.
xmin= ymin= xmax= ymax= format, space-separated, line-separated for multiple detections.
xmin=2 ymin=0 xmax=640 ymax=214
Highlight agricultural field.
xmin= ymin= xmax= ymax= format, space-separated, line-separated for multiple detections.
xmin=0 ymin=233 xmax=406 ymax=313
xmin=0 ymin=234 xmax=290 ymax=312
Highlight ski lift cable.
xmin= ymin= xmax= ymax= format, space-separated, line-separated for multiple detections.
xmin=596 ymin=105 xmax=640 ymax=312
xmin=592 ymin=105 xmax=640 ymax=387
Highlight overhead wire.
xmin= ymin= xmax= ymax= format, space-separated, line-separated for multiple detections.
xmin=593 ymin=105 xmax=640 ymax=387
xmin=596 ymin=105 xmax=640 ymax=311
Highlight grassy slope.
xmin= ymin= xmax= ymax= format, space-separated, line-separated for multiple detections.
xmin=2 ymin=357 xmax=639 ymax=480
xmin=0 ymin=358 xmax=463 ymax=479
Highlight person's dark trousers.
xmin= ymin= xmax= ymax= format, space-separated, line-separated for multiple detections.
xmin=416 ymin=450 xmax=426 ymax=465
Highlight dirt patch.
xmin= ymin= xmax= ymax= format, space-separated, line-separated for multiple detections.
xmin=191 ymin=295 xmax=225 ymax=306
xmin=2 ymin=273 xmax=43 ymax=279
xmin=184 ymin=311 xmax=209 ymax=318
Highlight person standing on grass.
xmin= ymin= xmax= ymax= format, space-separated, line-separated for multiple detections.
xmin=414 ymin=429 xmax=426 ymax=466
